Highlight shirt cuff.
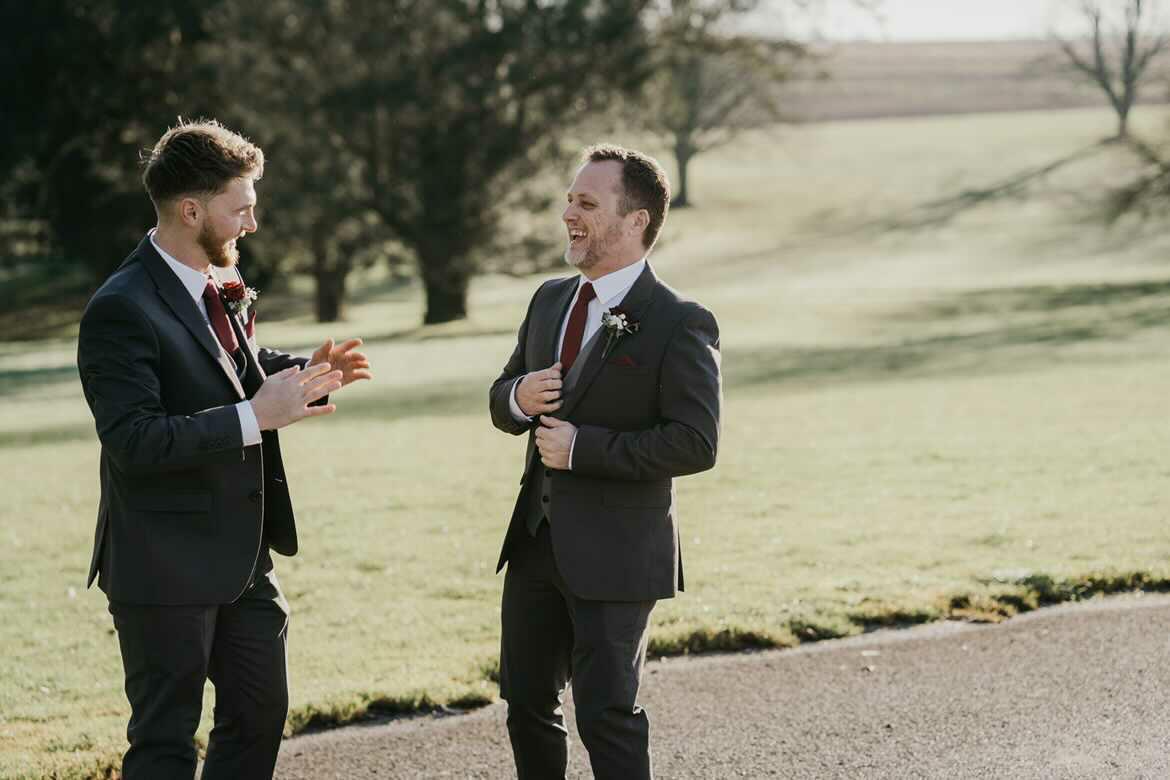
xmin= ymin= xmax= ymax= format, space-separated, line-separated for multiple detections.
xmin=509 ymin=377 xmax=533 ymax=423
xmin=568 ymin=430 xmax=577 ymax=471
xmin=236 ymin=401 xmax=263 ymax=446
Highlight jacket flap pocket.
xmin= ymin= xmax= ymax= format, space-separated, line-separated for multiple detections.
xmin=603 ymin=481 xmax=672 ymax=508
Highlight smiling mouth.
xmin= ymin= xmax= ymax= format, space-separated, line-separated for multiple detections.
xmin=568 ymin=228 xmax=587 ymax=245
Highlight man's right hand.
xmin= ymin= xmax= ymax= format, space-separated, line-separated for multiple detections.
xmin=252 ymin=363 xmax=343 ymax=431
xmin=517 ymin=362 xmax=563 ymax=417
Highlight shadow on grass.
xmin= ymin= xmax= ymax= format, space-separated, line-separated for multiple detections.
xmin=0 ymin=421 xmax=93 ymax=449
xmin=896 ymin=279 xmax=1170 ymax=322
xmin=728 ymin=277 xmax=1170 ymax=390
xmin=359 ymin=325 xmax=514 ymax=345
xmin=333 ymin=381 xmax=485 ymax=423
xmin=0 ymin=364 xmax=79 ymax=398
xmin=0 ymin=262 xmax=92 ymax=342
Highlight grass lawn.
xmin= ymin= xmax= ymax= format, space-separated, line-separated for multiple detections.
xmin=2 ymin=106 xmax=1169 ymax=778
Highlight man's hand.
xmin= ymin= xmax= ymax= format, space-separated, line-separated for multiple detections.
xmin=310 ymin=338 xmax=373 ymax=388
xmin=251 ymin=363 xmax=343 ymax=431
xmin=517 ymin=362 xmax=563 ymax=417
xmin=535 ymin=415 xmax=577 ymax=470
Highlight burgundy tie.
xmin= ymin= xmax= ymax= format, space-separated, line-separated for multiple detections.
xmin=559 ymin=282 xmax=596 ymax=374
xmin=202 ymin=280 xmax=241 ymax=356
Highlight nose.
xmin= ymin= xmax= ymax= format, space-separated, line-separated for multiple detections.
xmin=244 ymin=211 xmax=259 ymax=234
xmin=562 ymin=204 xmax=576 ymax=224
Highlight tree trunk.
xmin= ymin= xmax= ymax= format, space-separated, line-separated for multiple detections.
xmin=420 ymin=258 xmax=470 ymax=324
xmin=1116 ymin=106 xmax=1130 ymax=139
xmin=311 ymin=227 xmax=347 ymax=323
xmin=314 ymin=268 xmax=346 ymax=322
xmin=672 ymin=142 xmax=693 ymax=208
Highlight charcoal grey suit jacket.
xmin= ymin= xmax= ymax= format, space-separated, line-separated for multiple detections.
xmin=489 ymin=263 xmax=722 ymax=602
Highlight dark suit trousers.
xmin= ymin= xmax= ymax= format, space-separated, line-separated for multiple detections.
xmin=500 ymin=524 xmax=656 ymax=780
xmin=107 ymin=552 xmax=289 ymax=780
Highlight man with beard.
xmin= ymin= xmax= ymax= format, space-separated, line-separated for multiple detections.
xmin=77 ymin=119 xmax=372 ymax=779
xmin=489 ymin=145 xmax=722 ymax=779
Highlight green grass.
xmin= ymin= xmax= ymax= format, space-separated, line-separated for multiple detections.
xmin=3 ymin=106 xmax=1170 ymax=778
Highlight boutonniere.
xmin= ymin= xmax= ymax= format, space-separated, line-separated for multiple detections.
xmin=601 ymin=306 xmax=640 ymax=356
xmin=221 ymin=280 xmax=259 ymax=317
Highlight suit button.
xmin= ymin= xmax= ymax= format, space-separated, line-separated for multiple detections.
xmin=541 ymin=495 xmax=549 ymax=504
xmin=249 ymin=490 xmax=263 ymax=503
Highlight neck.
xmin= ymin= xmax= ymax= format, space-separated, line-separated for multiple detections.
xmin=580 ymin=250 xmax=644 ymax=282
xmin=153 ymin=224 xmax=211 ymax=274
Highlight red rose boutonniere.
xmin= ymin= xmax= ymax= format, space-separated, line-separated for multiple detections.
xmin=221 ymin=280 xmax=259 ymax=316
xmin=221 ymin=280 xmax=259 ymax=338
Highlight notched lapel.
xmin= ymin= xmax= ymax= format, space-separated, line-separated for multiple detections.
xmin=539 ymin=277 xmax=578 ymax=369
xmin=138 ymin=236 xmax=246 ymax=400
xmin=557 ymin=263 xmax=659 ymax=421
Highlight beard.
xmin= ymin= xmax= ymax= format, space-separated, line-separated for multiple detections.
xmin=198 ymin=222 xmax=240 ymax=269
xmin=564 ymin=222 xmax=622 ymax=271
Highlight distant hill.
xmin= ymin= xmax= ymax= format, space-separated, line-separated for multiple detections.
xmin=780 ymin=39 xmax=1170 ymax=122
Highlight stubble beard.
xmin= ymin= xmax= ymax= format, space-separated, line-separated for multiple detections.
xmin=198 ymin=222 xmax=240 ymax=269
xmin=564 ymin=223 xmax=620 ymax=272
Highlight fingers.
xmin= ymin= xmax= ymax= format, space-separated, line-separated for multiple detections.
xmin=298 ymin=362 xmax=333 ymax=383
xmin=526 ymin=400 xmax=562 ymax=415
xmin=335 ymin=338 xmax=363 ymax=352
xmin=300 ymin=403 xmax=337 ymax=418
xmin=347 ymin=369 xmax=374 ymax=382
xmin=303 ymin=371 xmax=344 ymax=402
xmin=540 ymin=415 xmax=569 ymax=428
xmin=310 ymin=339 xmax=333 ymax=366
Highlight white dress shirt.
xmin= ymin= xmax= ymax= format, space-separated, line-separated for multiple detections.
xmin=150 ymin=231 xmax=262 ymax=446
xmin=510 ymin=259 xmax=647 ymax=468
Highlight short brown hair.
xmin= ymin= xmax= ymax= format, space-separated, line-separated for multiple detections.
xmin=142 ymin=118 xmax=264 ymax=208
xmin=583 ymin=144 xmax=670 ymax=250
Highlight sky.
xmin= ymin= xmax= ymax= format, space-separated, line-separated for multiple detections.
xmin=767 ymin=0 xmax=1087 ymax=42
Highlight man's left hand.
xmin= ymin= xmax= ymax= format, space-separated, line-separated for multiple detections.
xmin=310 ymin=338 xmax=373 ymax=388
xmin=535 ymin=416 xmax=577 ymax=470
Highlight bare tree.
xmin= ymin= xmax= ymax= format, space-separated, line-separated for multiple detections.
xmin=1055 ymin=0 xmax=1170 ymax=139
xmin=644 ymin=0 xmax=809 ymax=208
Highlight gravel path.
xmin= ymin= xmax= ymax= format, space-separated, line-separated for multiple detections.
xmin=273 ymin=594 xmax=1170 ymax=779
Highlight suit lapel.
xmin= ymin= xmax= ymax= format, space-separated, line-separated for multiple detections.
xmin=542 ymin=278 xmax=578 ymax=368
xmin=137 ymin=235 xmax=246 ymax=400
xmin=212 ymin=266 xmax=265 ymax=384
xmin=556 ymin=262 xmax=659 ymax=421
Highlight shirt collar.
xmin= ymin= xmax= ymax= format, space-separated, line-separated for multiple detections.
xmin=579 ymin=258 xmax=646 ymax=305
xmin=150 ymin=229 xmax=210 ymax=304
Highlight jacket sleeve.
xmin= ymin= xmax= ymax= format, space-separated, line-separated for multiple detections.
xmin=489 ymin=283 xmax=545 ymax=435
xmin=570 ymin=304 xmax=722 ymax=481
xmin=77 ymin=293 xmax=244 ymax=473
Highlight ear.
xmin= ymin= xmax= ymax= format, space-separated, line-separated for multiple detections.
xmin=630 ymin=208 xmax=649 ymax=236
xmin=178 ymin=196 xmax=202 ymax=227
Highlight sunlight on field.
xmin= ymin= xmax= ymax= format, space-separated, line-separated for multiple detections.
xmin=2 ymin=107 xmax=1169 ymax=777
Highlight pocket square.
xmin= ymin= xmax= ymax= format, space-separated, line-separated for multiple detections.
xmin=609 ymin=355 xmax=638 ymax=368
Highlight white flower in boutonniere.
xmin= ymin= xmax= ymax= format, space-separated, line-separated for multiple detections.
xmin=221 ymin=280 xmax=259 ymax=316
xmin=601 ymin=306 xmax=640 ymax=356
